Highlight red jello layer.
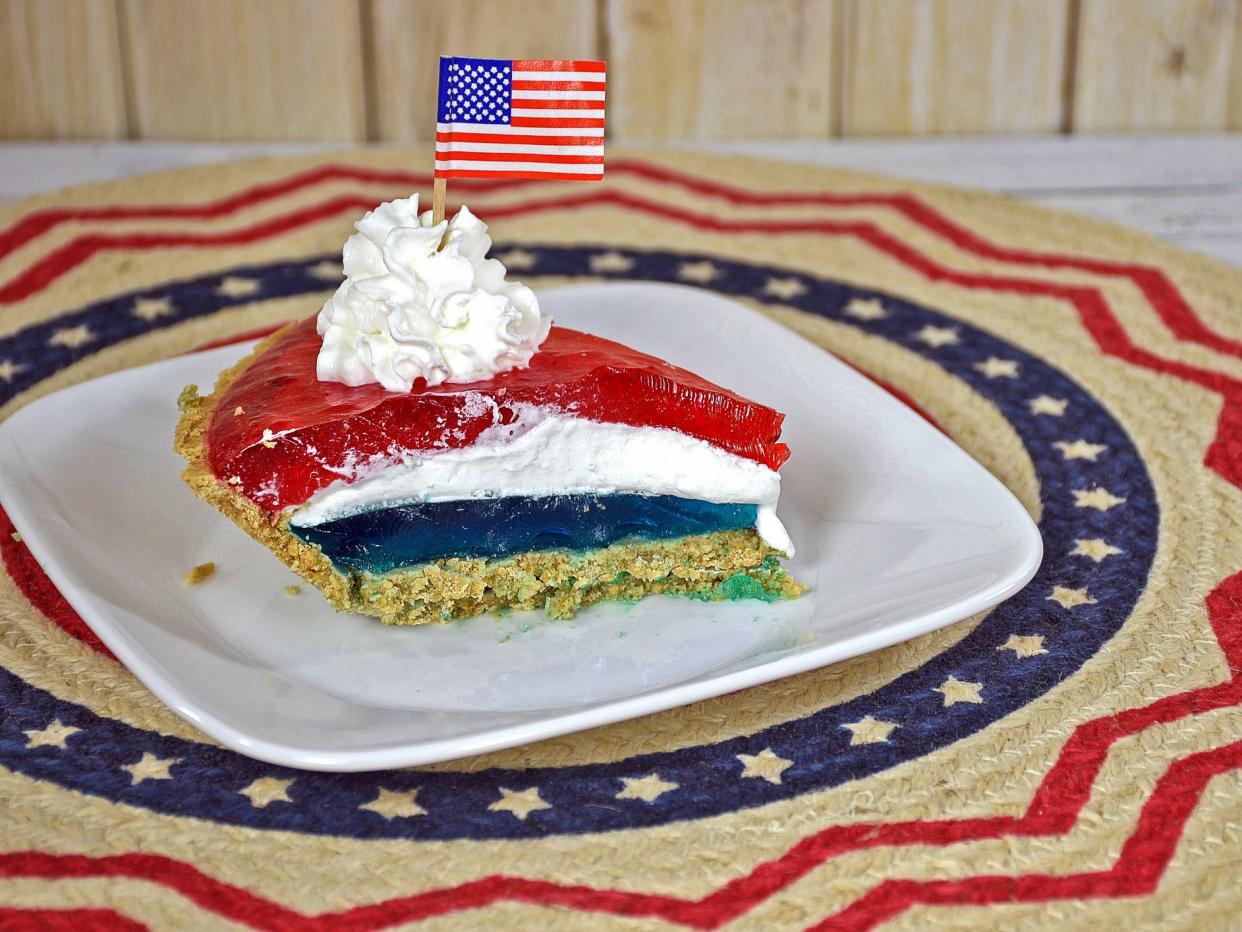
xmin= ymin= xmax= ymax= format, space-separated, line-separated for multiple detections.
xmin=207 ymin=316 xmax=790 ymax=512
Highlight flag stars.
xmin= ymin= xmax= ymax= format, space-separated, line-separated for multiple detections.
xmin=678 ymin=261 xmax=719 ymax=283
xmin=974 ymin=357 xmax=1019 ymax=379
xmin=239 ymin=777 xmax=293 ymax=808
xmin=1054 ymin=440 xmax=1108 ymax=461
xmin=762 ymin=277 xmax=807 ymax=300
xmin=999 ymin=635 xmax=1048 ymax=658
xmin=216 ymin=276 xmax=260 ymax=298
xmin=616 ymin=774 xmax=679 ymax=802
xmin=48 ymin=325 xmax=93 ymax=349
xmin=1074 ymin=487 xmax=1126 ymax=511
xmin=737 ymin=749 xmax=793 ymax=784
xmin=914 ymin=325 xmax=959 ymax=348
xmin=1073 ymin=538 xmax=1123 ymax=562
xmin=1029 ymin=395 xmax=1068 ymax=416
xmin=844 ymin=297 xmax=888 ymax=320
xmin=23 ymin=719 xmax=80 ymax=749
xmin=122 ymin=752 xmax=181 ymax=785
xmin=589 ymin=250 xmax=634 ymax=273
xmin=132 ymin=297 xmax=174 ymax=320
xmin=489 ymin=787 xmax=550 ymax=820
xmin=842 ymin=716 xmax=899 ymax=746
xmin=933 ymin=676 xmax=984 ymax=706
xmin=1048 ymin=586 xmax=1097 ymax=610
xmin=0 ymin=359 xmax=23 ymax=382
xmin=360 ymin=788 xmax=426 ymax=820
xmin=496 ymin=249 xmax=537 ymax=270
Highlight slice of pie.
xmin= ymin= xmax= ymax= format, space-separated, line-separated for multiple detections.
xmin=174 ymin=196 xmax=801 ymax=625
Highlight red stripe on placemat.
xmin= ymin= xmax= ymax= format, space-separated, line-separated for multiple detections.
xmin=3 ymin=158 xmax=1239 ymax=369
xmin=3 ymin=159 xmax=1242 ymax=926
xmin=5 ymin=722 xmax=1242 ymax=929
xmin=4 ymin=570 xmax=1241 ymax=928
xmin=0 ymin=907 xmax=147 ymax=931
xmin=0 ymin=506 xmax=114 ymax=659
xmin=607 ymin=158 xmax=1242 ymax=361
xmin=0 ymin=194 xmax=381 ymax=304
xmin=807 ymin=739 xmax=1242 ymax=930
xmin=187 ymin=322 xmax=288 ymax=353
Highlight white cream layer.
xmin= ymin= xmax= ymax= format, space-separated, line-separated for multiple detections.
xmin=288 ymin=413 xmax=792 ymax=555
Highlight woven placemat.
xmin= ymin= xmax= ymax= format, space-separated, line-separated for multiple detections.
xmin=1 ymin=149 xmax=1240 ymax=930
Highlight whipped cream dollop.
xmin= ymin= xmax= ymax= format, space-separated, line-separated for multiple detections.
xmin=315 ymin=195 xmax=548 ymax=392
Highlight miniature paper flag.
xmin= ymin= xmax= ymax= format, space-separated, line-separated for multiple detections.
xmin=435 ymin=57 xmax=606 ymax=181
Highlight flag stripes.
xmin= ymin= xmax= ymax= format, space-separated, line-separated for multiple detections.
xmin=435 ymin=56 xmax=606 ymax=181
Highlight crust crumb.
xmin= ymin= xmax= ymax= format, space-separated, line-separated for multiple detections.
xmin=233 ymin=406 xmax=244 ymax=416
xmin=184 ymin=562 xmax=216 ymax=586
xmin=10 ymin=531 xmax=21 ymax=543
xmin=284 ymin=585 xmax=302 ymax=596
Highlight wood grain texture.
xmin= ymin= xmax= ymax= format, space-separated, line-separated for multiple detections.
xmin=1228 ymin=0 xmax=1242 ymax=128
xmin=1073 ymin=0 xmax=1239 ymax=131
xmin=607 ymin=0 xmax=835 ymax=139
xmin=842 ymin=0 xmax=1069 ymax=136
xmin=120 ymin=0 xmax=366 ymax=141
xmin=369 ymin=0 xmax=599 ymax=142
xmin=0 ymin=0 xmax=126 ymax=139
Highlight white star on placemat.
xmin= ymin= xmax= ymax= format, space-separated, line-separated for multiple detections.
xmin=678 ymin=261 xmax=719 ymax=283
xmin=122 ymin=752 xmax=181 ymax=785
xmin=914 ymin=325 xmax=959 ymax=348
xmin=763 ymin=277 xmax=807 ymax=300
xmin=1072 ymin=538 xmax=1123 ymax=562
xmin=933 ymin=676 xmax=984 ymax=706
xmin=0 ymin=359 xmax=24 ymax=382
xmin=216 ymin=276 xmax=260 ymax=298
xmin=496 ymin=248 xmax=538 ymax=270
xmin=239 ymin=777 xmax=293 ymax=808
xmin=737 ymin=749 xmax=793 ymax=784
xmin=488 ymin=787 xmax=550 ymax=820
xmin=308 ymin=260 xmax=343 ymax=280
xmin=998 ymin=635 xmax=1048 ymax=657
xmin=1047 ymin=586 xmax=1097 ymax=610
xmin=842 ymin=716 xmax=898 ymax=746
xmin=1074 ymin=487 xmax=1126 ymax=511
xmin=589 ymin=251 xmax=634 ymax=273
xmin=1054 ymin=440 xmax=1107 ymax=461
xmin=48 ymin=325 xmax=93 ymax=349
xmin=844 ymin=297 xmax=888 ymax=320
xmin=1028 ymin=395 xmax=1068 ymax=416
xmin=616 ymin=774 xmax=679 ymax=802
xmin=360 ymin=788 xmax=426 ymax=819
xmin=974 ymin=357 xmax=1019 ymax=379
xmin=132 ymin=297 xmax=174 ymax=320
xmin=23 ymin=719 xmax=80 ymax=749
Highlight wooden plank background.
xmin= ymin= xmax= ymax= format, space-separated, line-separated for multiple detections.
xmin=2 ymin=0 xmax=1240 ymax=141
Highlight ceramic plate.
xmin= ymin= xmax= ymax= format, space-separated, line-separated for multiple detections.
xmin=0 ymin=283 xmax=1041 ymax=771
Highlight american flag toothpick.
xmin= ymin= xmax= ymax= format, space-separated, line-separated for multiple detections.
xmin=432 ymin=56 xmax=607 ymax=223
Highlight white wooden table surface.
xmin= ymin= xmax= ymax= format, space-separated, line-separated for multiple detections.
xmin=1 ymin=136 xmax=1240 ymax=268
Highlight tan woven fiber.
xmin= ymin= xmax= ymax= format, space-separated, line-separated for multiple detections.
xmin=0 ymin=149 xmax=1239 ymax=930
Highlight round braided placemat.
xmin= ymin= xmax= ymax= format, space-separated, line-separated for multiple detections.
xmin=1 ymin=150 xmax=1240 ymax=930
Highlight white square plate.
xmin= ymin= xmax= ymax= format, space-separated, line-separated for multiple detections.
xmin=0 ymin=283 xmax=1040 ymax=771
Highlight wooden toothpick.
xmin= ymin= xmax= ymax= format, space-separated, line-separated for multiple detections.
xmin=432 ymin=176 xmax=447 ymax=226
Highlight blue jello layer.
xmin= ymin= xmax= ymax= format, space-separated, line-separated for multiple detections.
xmin=289 ymin=494 xmax=758 ymax=574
